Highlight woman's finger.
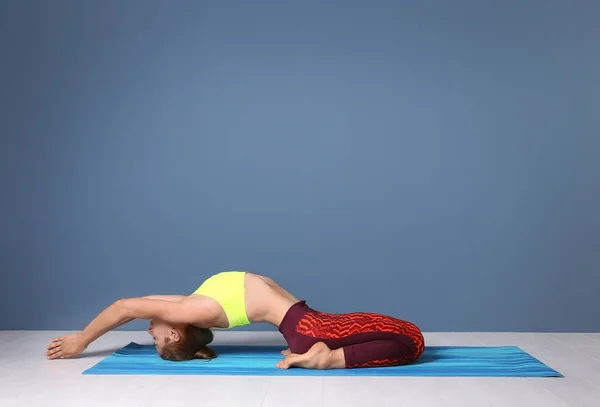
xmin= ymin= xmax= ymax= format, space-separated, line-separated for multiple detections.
xmin=51 ymin=337 xmax=63 ymax=343
xmin=49 ymin=351 xmax=63 ymax=360
xmin=47 ymin=342 xmax=61 ymax=350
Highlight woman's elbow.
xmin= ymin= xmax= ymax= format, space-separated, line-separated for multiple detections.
xmin=113 ymin=298 xmax=134 ymax=317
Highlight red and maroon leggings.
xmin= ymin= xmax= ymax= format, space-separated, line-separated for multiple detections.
xmin=278 ymin=301 xmax=425 ymax=368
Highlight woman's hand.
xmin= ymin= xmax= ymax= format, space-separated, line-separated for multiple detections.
xmin=46 ymin=333 xmax=88 ymax=359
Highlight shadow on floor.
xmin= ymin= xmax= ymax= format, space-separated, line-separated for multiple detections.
xmin=74 ymin=347 xmax=124 ymax=359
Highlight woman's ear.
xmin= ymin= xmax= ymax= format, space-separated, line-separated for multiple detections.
xmin=194 ymin=346 xmax=217 ymax=360
xmin=169 ymin=329 xmax=181 ymax=343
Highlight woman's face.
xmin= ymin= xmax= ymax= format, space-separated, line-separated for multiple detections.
xmin=147 ymin=319 xmax=177 ymax=353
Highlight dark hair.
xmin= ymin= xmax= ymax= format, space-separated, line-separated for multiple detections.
xmin=160 ymin=326 xmax=216 ymax=361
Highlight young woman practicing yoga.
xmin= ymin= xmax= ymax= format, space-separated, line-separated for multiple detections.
xmin=46 ymin=271 xmax=424 ymax=369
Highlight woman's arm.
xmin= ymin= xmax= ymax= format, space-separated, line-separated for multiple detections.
xmin=142 ymin=295 xmax=187 ymax=302
xmin=46 ymin=299 xmax=130 ymax=359
xmin=78 ymin=299 xmax=134 ymax=345
xmin=46 ymin=297 xmax=200 ymax=359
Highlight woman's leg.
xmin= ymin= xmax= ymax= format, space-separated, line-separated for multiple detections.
xmin=278 ymin=302 xmax=424 ymax=369
xmin=343 ymin=337 xmax=420 ymax=368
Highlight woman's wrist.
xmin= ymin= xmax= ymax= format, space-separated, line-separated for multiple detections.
xmin=78 ymin=331 xmax=93 ymax=346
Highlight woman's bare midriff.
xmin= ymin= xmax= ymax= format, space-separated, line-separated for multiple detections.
xmin=244 ymin=273 xmax=299 ymax=327
xmin=187 ymin=272 xmax=299 ymax=329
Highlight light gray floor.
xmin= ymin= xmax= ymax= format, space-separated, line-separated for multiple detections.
xmin=1 ymin=331 xmax=599 ymax=407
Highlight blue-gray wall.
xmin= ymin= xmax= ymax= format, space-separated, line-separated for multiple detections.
xmin=1 ymin=1 xmax=599 ymax=332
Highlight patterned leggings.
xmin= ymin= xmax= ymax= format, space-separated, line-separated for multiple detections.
xmin=278 ymin=301 xmax=425 ymax=368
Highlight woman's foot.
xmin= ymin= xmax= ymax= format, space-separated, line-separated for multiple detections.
xmin=281 ymin=348 xmax=291 ymax=356
xmin=276 ymin=342 xmax=346 ymax=370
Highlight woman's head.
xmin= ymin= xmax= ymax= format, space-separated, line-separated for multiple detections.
xmin=148 ymin=319 xmax=215 ymax=361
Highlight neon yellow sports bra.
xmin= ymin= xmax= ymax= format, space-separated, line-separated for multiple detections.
xmin=193 ymin=271 xmax=251 ymax=328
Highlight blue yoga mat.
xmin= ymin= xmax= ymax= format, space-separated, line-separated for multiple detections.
xmin=83 ymin=343 xmax=562 ymax=377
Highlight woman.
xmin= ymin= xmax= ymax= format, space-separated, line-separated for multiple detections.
xmin=46 ymin=271 xmax=424 ymax=369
